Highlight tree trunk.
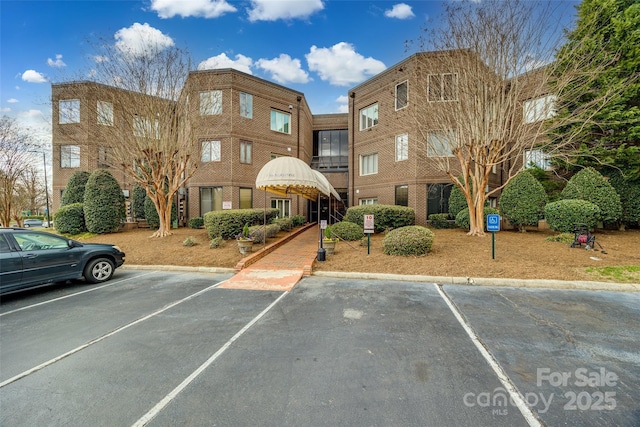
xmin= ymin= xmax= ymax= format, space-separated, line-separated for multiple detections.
xmin=149 ymin=193 xmax=173 ymax=238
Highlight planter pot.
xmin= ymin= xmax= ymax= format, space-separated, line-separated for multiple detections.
xmin=323 ymin=239 xmax=337 ymax=255
xmin=237 ymin=239 xmax=253 ymax=255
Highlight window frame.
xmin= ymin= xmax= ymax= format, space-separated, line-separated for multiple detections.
xmin=395 ymin=81 xmax=408 ymax=110
xmin=271 ymin=199 xmax=291 ymax=217
xmin=59 ymin=99 xmax=80 ymax=124
xmin=200 ymin=90 xmax=223 ymax=116
xmin=523 ymin=95 xmax=557 ymax=123
xmin=239 ymin=187 xmax=252 ymax=209
xmin=200 ymin=186 xmax=223 ymax=215
xmin=97 ymin=100 xmax=113 ymax=126
xmin=395 ymin=133 xmax=408 ymax=162
xmin=427 ymin=130 xmax=456 ymax=157
xmin=240 ymin=92 xmax=253 ymax=119
xmin=427 ymin=73 xmax=458 ymax=102
xmin=359 ymin=152 xmax=378 ymax=176
xmin=61 ymin=145 xmax=80 ymax=168
xmin=395 ymin=185 xmax=409 ymax=207
xmin=359 ymin=198 xmax=378 ymax=205
xmin=270 ymin=110 xmax=291 ymax=134
xmin=240 ymin=140 xmax=252 ymax=164
xmin=359 ymin=103 xmax=379 ymax=131
xmin=201 ymin=140 xmax=221 ymax=163
xmin=524 ymin=149 xmax=551 ymax=170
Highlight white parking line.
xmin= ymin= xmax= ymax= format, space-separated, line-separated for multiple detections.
xmin=131 ymin=291 xmax=290 ymax=427
xmin=435 ymin=284 xmax=543 ymax=427
xmin=0 ymin=278 xmax=227 ymax=389
xmin=0 ymin=272 xmax=156 ymax=317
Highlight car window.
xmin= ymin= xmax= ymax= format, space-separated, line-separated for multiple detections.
xmin=0 ymin=235 xmax=11 ymax=253
xmin=13 ymin=233 xmax=69 ymax=251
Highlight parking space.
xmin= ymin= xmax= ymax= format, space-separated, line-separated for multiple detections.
xmin=1 ymin=271 xmax=638 ymax=426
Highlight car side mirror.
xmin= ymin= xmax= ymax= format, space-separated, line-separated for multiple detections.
xmin=68 ymin=240 xmax=83 ymax=248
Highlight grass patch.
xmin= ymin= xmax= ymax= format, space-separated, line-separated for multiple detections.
xmin=584 ymin=265 xmax=640 ymax=283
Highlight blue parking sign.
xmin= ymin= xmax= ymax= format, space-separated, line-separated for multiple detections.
xmin=487 ymin=214 xmax=500 ymax=232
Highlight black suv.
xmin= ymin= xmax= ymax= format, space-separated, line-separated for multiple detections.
xmin=0 ymin=228 xmax=126 ymax=295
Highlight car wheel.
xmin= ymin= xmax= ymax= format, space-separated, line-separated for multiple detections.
xmin=84 ymin=258 xmax=115 ymax=284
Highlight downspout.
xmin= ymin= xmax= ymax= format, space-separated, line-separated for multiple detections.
xmin=297 ymin=95 xmax=301 ymax=216
xmin=349 ymin=91 xmax=356 ymax=207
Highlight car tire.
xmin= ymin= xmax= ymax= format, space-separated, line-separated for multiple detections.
xmin=84 ymin=258 xmax=115 ymax=284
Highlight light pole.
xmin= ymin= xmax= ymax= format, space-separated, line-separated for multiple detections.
xmin=42 ymin=152 xmax=51 ymax=227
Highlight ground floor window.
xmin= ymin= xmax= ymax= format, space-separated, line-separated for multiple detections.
xmin=240 ymin=187 xmax=252 ymax=209
xmin=271 ymin=199 xmax=291 ymax=217
xmin=427 ymin=183 xmax=453 ymax=216
xmin=395 ymin=185 xmax=408 ymax=206
xmin=200 ymin=186 xmax=222 ymax=215
xmin=359 ymin=198 xmax=378 ymax=205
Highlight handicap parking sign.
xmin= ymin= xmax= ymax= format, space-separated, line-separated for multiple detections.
xmin=487 ymin=214 xmax=500 ymax=232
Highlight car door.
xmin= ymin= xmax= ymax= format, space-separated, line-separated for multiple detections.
xmin=12 ymin=231 xmax=84 ymax=286
xmin=0 ymin=234 xmax=23 ymax=293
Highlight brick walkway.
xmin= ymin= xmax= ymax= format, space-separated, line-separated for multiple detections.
xmin=219 ymin=226 xmax=322 ymax=291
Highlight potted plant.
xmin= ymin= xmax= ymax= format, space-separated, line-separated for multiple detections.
xmin=323 ymin=225 xmax=338 ymax=255
xmin=236 ymin=223 xmax=254 ymax=255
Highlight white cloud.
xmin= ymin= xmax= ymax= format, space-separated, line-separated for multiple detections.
xmin=114 ymin=23 xmax=174 ymax=58
xmin=47 ymin=54 xmax=67 ymax=68
xmin=150 ymin=0 xmax=236 ymax=18
xmin=384 ymin=3 xmax=414 ymax=19
xmin=0 ymin=108 xmax=11 ymax=113
xmin=93 ymin=55 xmax=109 ymax=63
xmin=7 ymin=98 xmax=19 ymax=103
xmin=336 ymin=95 xmax=349 ymax=113
xmin=306 ymin=42 xmax=386 ymax=86
xmin=21 ymin=70 xmax=48 ymax=83
xmin=198 ymin=53 xmax=253 ymax=74
xmin=247 ymin=0 xmax=324 ymax=22
xmin=256 ymin=54 xmax=310 ymax=84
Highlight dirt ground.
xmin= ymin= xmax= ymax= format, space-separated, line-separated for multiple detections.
xmin=80 ymin=225 xmax=640 ymax=283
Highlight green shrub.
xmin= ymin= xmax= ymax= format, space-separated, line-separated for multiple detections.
xmin=83 ymin=170 xmax=125 ymax=234
xmin=209 ymin=236 xmax=224 ymax=249
xmin=499 ymin=170 xmax=548 ymax=231
xmin=560 ymin=167 xmax=622 ymax=224
xmin=188 ymin=217 xmax=204 ymax=229
xmin=54 ymin=203 xmax=86 ymax=234
xmin=448 ymin=184 xmax=468 ymax=218
xmin=248 ymin=224 xmax=280 ymax=244
xmin=291 ymin=215 xmax=306 ymax=226
xmin=132 ymin=185 xmax=147 ymax=219
xmin=331 ymin=221 xmax=365 ymax=241
xmin=183 ymin=236 xmax=197 ymax=247
xmin=382 ymin=226 xmax=435 ymax=256
xmin=455 ymin=207 xmax=499 ymax=230
xmin=544 ymin=199 xmax=601 ymax=232
xmin=273 ymin=216 xmax=293 ymax=231
xmin=204 ymin=208 xmax=279 ymax=239
xmin=607 ymin=171 xmax=640 ymax=226
xmin=61 ymin=171 xmax=90 ymax=206
xmin=144 ymin=196 xmax=177 ymax=229
xmin=343 ymin=205 xmax=415 ymax=232
xmin=428 ymin=213 xmax=453 ymax=229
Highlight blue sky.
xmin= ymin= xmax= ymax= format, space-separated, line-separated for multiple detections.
xmin=1 ymin=0 xmax=578 ymax=145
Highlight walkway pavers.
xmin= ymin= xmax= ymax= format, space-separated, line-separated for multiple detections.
xmin=219 ymin=226 xmax=321 ymax=291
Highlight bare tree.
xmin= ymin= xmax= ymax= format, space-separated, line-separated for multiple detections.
xmin=0 ymin=116 xmax=43 ymax=227
xmin=58 ymin=35 xmax=216 ymax=237
xmin=409 ymin=0 xmax=620 ymax=235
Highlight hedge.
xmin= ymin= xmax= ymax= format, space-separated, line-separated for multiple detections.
xmin=607 ymin=171 xmax=640 ymax=226
xmin=343 ymin=205 xmax=415 ymax=232
xmin=204 ymin=208 xmax=279 ymax=239
xmin=330 ymin=221 xmax=365 ymax=241
xmin=382 ymin=226 xmax=435 ymax=256
xmin=499 ymin=170 xmax=548 ymax=231
xmin=428 ymin=213 xmax=454 ymax=229
xmin=560 ymin=167 xmax=622 ymax=224
xmin=544 ymin=199 xmax=601 ymax=232
xmin=83 ymin=170 xmax=125 ymax=234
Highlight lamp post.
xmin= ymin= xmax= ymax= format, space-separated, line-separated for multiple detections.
xmin=42 ymin=152 xmax=51 ymax=227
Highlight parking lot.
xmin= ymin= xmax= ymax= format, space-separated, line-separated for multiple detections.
xmin=1 ymin=270 xmax=638 ymax=426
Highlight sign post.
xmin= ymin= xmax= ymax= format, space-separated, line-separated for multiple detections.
xmin=364 ymin=214 xmax=374 ymax=255
xmin=486 ymin=214 xmax=500 ymax=260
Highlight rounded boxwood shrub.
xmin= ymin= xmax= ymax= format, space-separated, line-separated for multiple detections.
xmin=83 ymin=170 xmax=125 ymax=234
xmin=204 ymin=208 xmax=280 ymax=239
xmin=544 ymin=199 xmax=601 ymax=232
xmin=560 ymin=167 xmax=622 ymax=224
xmin=455 ymin=207 xmax=499 ymax=231
xmin=331 ymin=221 xmax=365 ymax=241
xmin=54 ymin=203 xmax=86 ymax=234
xmin=382 ymin=226 xmax=435 ymax=256
xmin=291 ymin=215 xmax=306 ymax=226
xmin=499 ymin=170 xmax=548 ymax=231
xmin=428 ymin=213 xmax=453 ymax=229
xmin=61 ymin=171 xmax=90 ymax=206
xmin=343 ymin=205 xmax=414 ymax=232
xmin=273 ymin=216 xmax=293 ymax=231
xmin=132 ymin=185 xmax=147 ymax=220
xmin=189 ymin=217 xmax=204 ymax=229
xmin=448 ymin=184 xmax=468 ymax=219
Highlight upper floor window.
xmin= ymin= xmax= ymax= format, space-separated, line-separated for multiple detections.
xmin=59 ymin=99 xmax=80 ymax=124
xmin=359 ymin=153 xmax=378 ymax=176
xmin=359 ymin=103 xmax=378 ymax=130
xmin=133 ymin=116 xmax=159 ymax=139
xmin=97 ymin=101 xmax=113 ymax=126
xmin=200 ymin=90 xmax=222 ymax=115
xmin=201 ymin=140 xmax=221 ymax=162
xmin=270 ymin=110 xmax=291 ymax=134
xmin=427 ymin=73 xmax=458 ymax=102
xmin=396 ymin=133 xmax=408 ymax=161
xmin=396 ymin=81 xmax=408 ymax=110
xmin=524 ymin=149 xmax=551 ymax=170
xmin=523 ymin=95 xmax=557 ymax=123
xmin=240 ymin=140 xmax=252 ymax=164
xmin=359 ymin=198 xmax=378 ymax=205
xmin=61 ymin=145 xmax=80 ymax=168
xmin=427 ymin=130 xmax=456 ymax=157
xmin=240 ymin=92 xmax=253 ymax=119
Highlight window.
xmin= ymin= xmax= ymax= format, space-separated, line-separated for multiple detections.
xmin=359 ymin=198 xmax=378 ymax=205
xmin=427 ymin=130 xmax=456 ymax=157
xmin=240 ymin=92 xmax=253 ymax=119
xmin=240 ymin=140 xmax=252 ymax=164
xmin=200 ymin=187 xmax=222 ymax=215
xmin=61 ymin=145 xmax=80 ymax=168
xmin=523 ymin=95 xmax=557 ymax=123
xmin=97 ymin=101 xmax=113 ymax=126
xmin=314 ymin=129 xmax=348 ymax=169
xmin=396 ymin=133 xmax=408 ymax=161
xmin=427 ymin=183 xmax=453 ymax=216
xmin=359 ymin=103 xmax=378 ymax=130
xmin=395 ymin=185 xmax=408 ymax=206
xmin=13 ymin=232 xmax=70 ymax=251
xmin=427 ymin=73 xmax=458 ymax=102
xmin=271 ymin=199 xmax=291 ymax=217
xmin=270 ymin=110 xmax=291 ymax=134
xmin=59 ymin=99 xmax=80 ymax=124
xmin=201 ymin=140 xmax=221 ymax=162
xmin=524 ymin=149 xmax=551 ymax=170
xmin=133 ymin=116 xmax=159 ymax=139
xmin=98 ymin=146 xmax=109 ymax=168
xmin=200 ymin=90 xmax=222 ymax=115
xmin=395 ymin=81 xmax=408 ymax=110
xmin=240 ymin=188 xmax=252 ymax=209
xmin=359 ymin=153 xmax=378 ymax=176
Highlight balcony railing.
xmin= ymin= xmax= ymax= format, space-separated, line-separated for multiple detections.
xmin=310 ymin=156 xmax=348 ymax=170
